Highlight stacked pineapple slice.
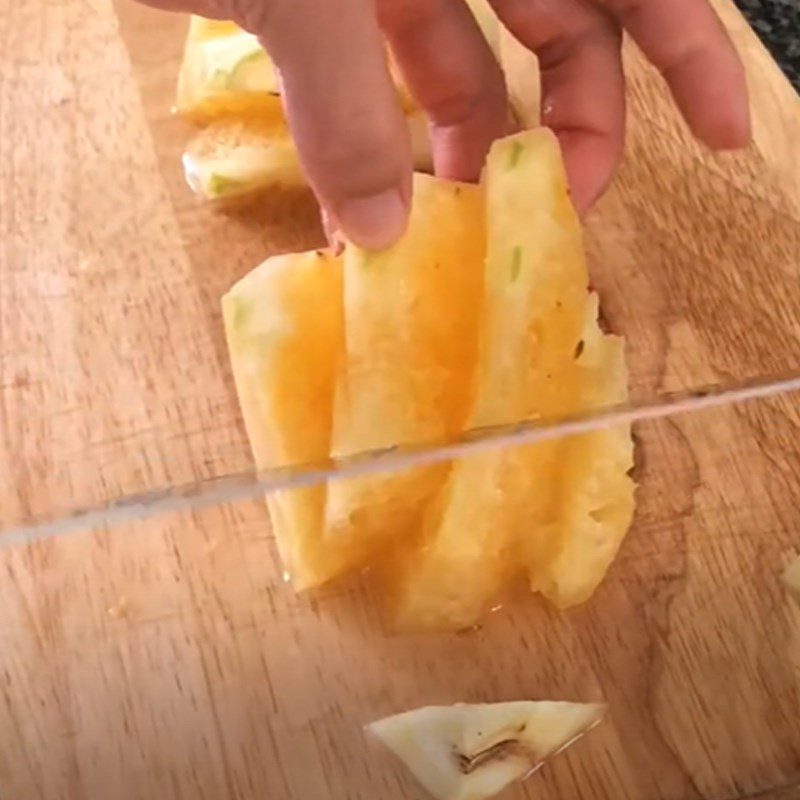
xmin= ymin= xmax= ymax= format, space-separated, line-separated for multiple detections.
xmin=175 ymin=17 xmax=282 ymax=122
xmin=223 ymin=128 xmax=635 ymax=630
xmin=175 ymin=16 xmax=434 ymax=200
xmin=173 ymin=1 xmax=537 ymax=201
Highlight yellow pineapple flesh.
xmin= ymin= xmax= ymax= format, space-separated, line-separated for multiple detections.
xmin=533 ymin=295 xmax=635 ymax=607
xmin=325 ymin=174 xmax=485 ymax=558
xmin=182 ymin=112 xmax=432 ymax=201
xmin=221 ymin=129 xmax=635 ymax=625
xmin=176 ymin=19 xmax=283 ymax=122
xmin=223 ymin=251 xmax=372 ymax=589
xmin=385 ymin=131 xmax=592 ymax=629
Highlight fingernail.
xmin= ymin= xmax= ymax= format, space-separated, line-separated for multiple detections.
xmin=337 ymin=189 xmax=408 ymax=251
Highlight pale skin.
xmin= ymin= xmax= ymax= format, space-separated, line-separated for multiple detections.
xmin=144 ymin=0 xmax=750 ymax=249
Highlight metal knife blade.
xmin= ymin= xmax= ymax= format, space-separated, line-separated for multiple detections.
xmin=3 ymin=371 xmax=800 ymax=548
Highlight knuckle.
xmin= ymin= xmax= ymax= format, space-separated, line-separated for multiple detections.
xmin=426 ymin=76 xmax=506 ymax=128
xmin=226 ymin=0 xmax=282 ymax=38
xmin=427 ymin=88 xmax=484 ymax=127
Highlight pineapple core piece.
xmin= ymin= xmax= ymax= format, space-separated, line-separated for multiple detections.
xmin=368 ymin=701 xmax=605 ymax=800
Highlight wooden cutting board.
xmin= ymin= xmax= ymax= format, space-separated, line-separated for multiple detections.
xmin=2 ymin=1 xmax=800 ymax=798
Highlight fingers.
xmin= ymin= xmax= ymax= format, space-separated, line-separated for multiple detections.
xmin=490 ymin=0 xmax=625 ymax=213
xmin=597 ymin=0 xmax=750 ymax=148
xmin=241 ymin=0 xmax=412 ymax=249
xmin=378 ymin=0 xmax=511 ymax=182
xmin=540 ymin=31 xmax=626 ymax=213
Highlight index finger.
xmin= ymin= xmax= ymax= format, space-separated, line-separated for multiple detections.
xmin=379 ymin=0 xmax=510 ymax=183
xmin=599 ymin=0 xmax=750 ymax=148
xmin=489 ymin=0 xmax=626 ymax=213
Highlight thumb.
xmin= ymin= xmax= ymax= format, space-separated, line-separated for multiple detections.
xmin=245 ymin=0 xmax=413 ymax=250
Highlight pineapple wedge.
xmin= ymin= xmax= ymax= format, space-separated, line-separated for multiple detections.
xmin=221 ymin=128 xmax=635 ymax=618
xmin=183 ymin=115 xmax=300 ymax=199
xmin=223 ymin=251 xmax=370 ymax=588
xmin=325 ymin=174 xmax=484 ymax=554
xmin=176 ymin=17 xmax=416 ymax=122
xmin=387 ymin=130 xmax=594 ymax=630
xmin=368 ymin=701 xmax=605 ymax=800
xmin=533 ymin=294 xmax=635 ymax=607
xmin=176 ymin=21 xmax=283 ymax=122
xmin=182 ymin=111 xmax=433 ymax=201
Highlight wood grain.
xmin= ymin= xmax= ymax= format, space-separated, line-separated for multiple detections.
xmin=2 ymin=0 xmax=800 ymax=798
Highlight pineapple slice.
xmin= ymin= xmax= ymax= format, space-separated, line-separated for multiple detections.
xmin=223 ymin=251 xmax=370 ymax=588
xmin=176 ymin=16 xmax=416 ymax=122
xmin=175 ymin=8 xmax=508 ymax=125
xmin=176 ymin=20 xmax=283 ymax=122
xmin=533 ymin=295 xmax=635 ymax=607
xmin=183 ymin=115 xmax=300 ymax=199
xmin=387 ymin=130 xmax=593 ymax=630
xmin=325 ymin=174 xmax=484 ymax=555
xmin=182 ymin=111 xmax=433 ymax=201
xmin=368 ymin=701 xmax=605 ymax=800
xmin=221 ymin=128 xmax=634 ymax=614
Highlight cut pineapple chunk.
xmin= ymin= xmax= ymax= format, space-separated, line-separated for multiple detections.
xmin=223 ymin=251 xmax=370 ymax=588
xmin=325 ymin=174 xmax=484 ymax=555
xmin=368 ymin=701 xmax=605 ymax=800
xmin=182 ymin=111 xmax=432 ymax=201
xmin=533 ymin=294 xmax=635 ymax=607
xmin=183 ymin=116 xmax=300 ymax=199
xmin=176 ymin=16 xmax=416 ymax=122
xmin=176 ymin=19 xmax=283 ymax=121
xmin=221 ymin=127 xmax=635 ymax=618
xmin=387 ymin=130 xmax=593 ymax=630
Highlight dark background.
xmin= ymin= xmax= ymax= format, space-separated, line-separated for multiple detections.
xmin=736 ymin=0 xmax=800 ymax=89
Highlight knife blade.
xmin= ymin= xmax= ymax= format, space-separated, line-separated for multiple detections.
xmin=3 ymin=370 xmax=800 ymax=548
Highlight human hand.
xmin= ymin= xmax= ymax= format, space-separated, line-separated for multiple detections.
xmin=146 ymin=0 xmax=750 ymax=249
